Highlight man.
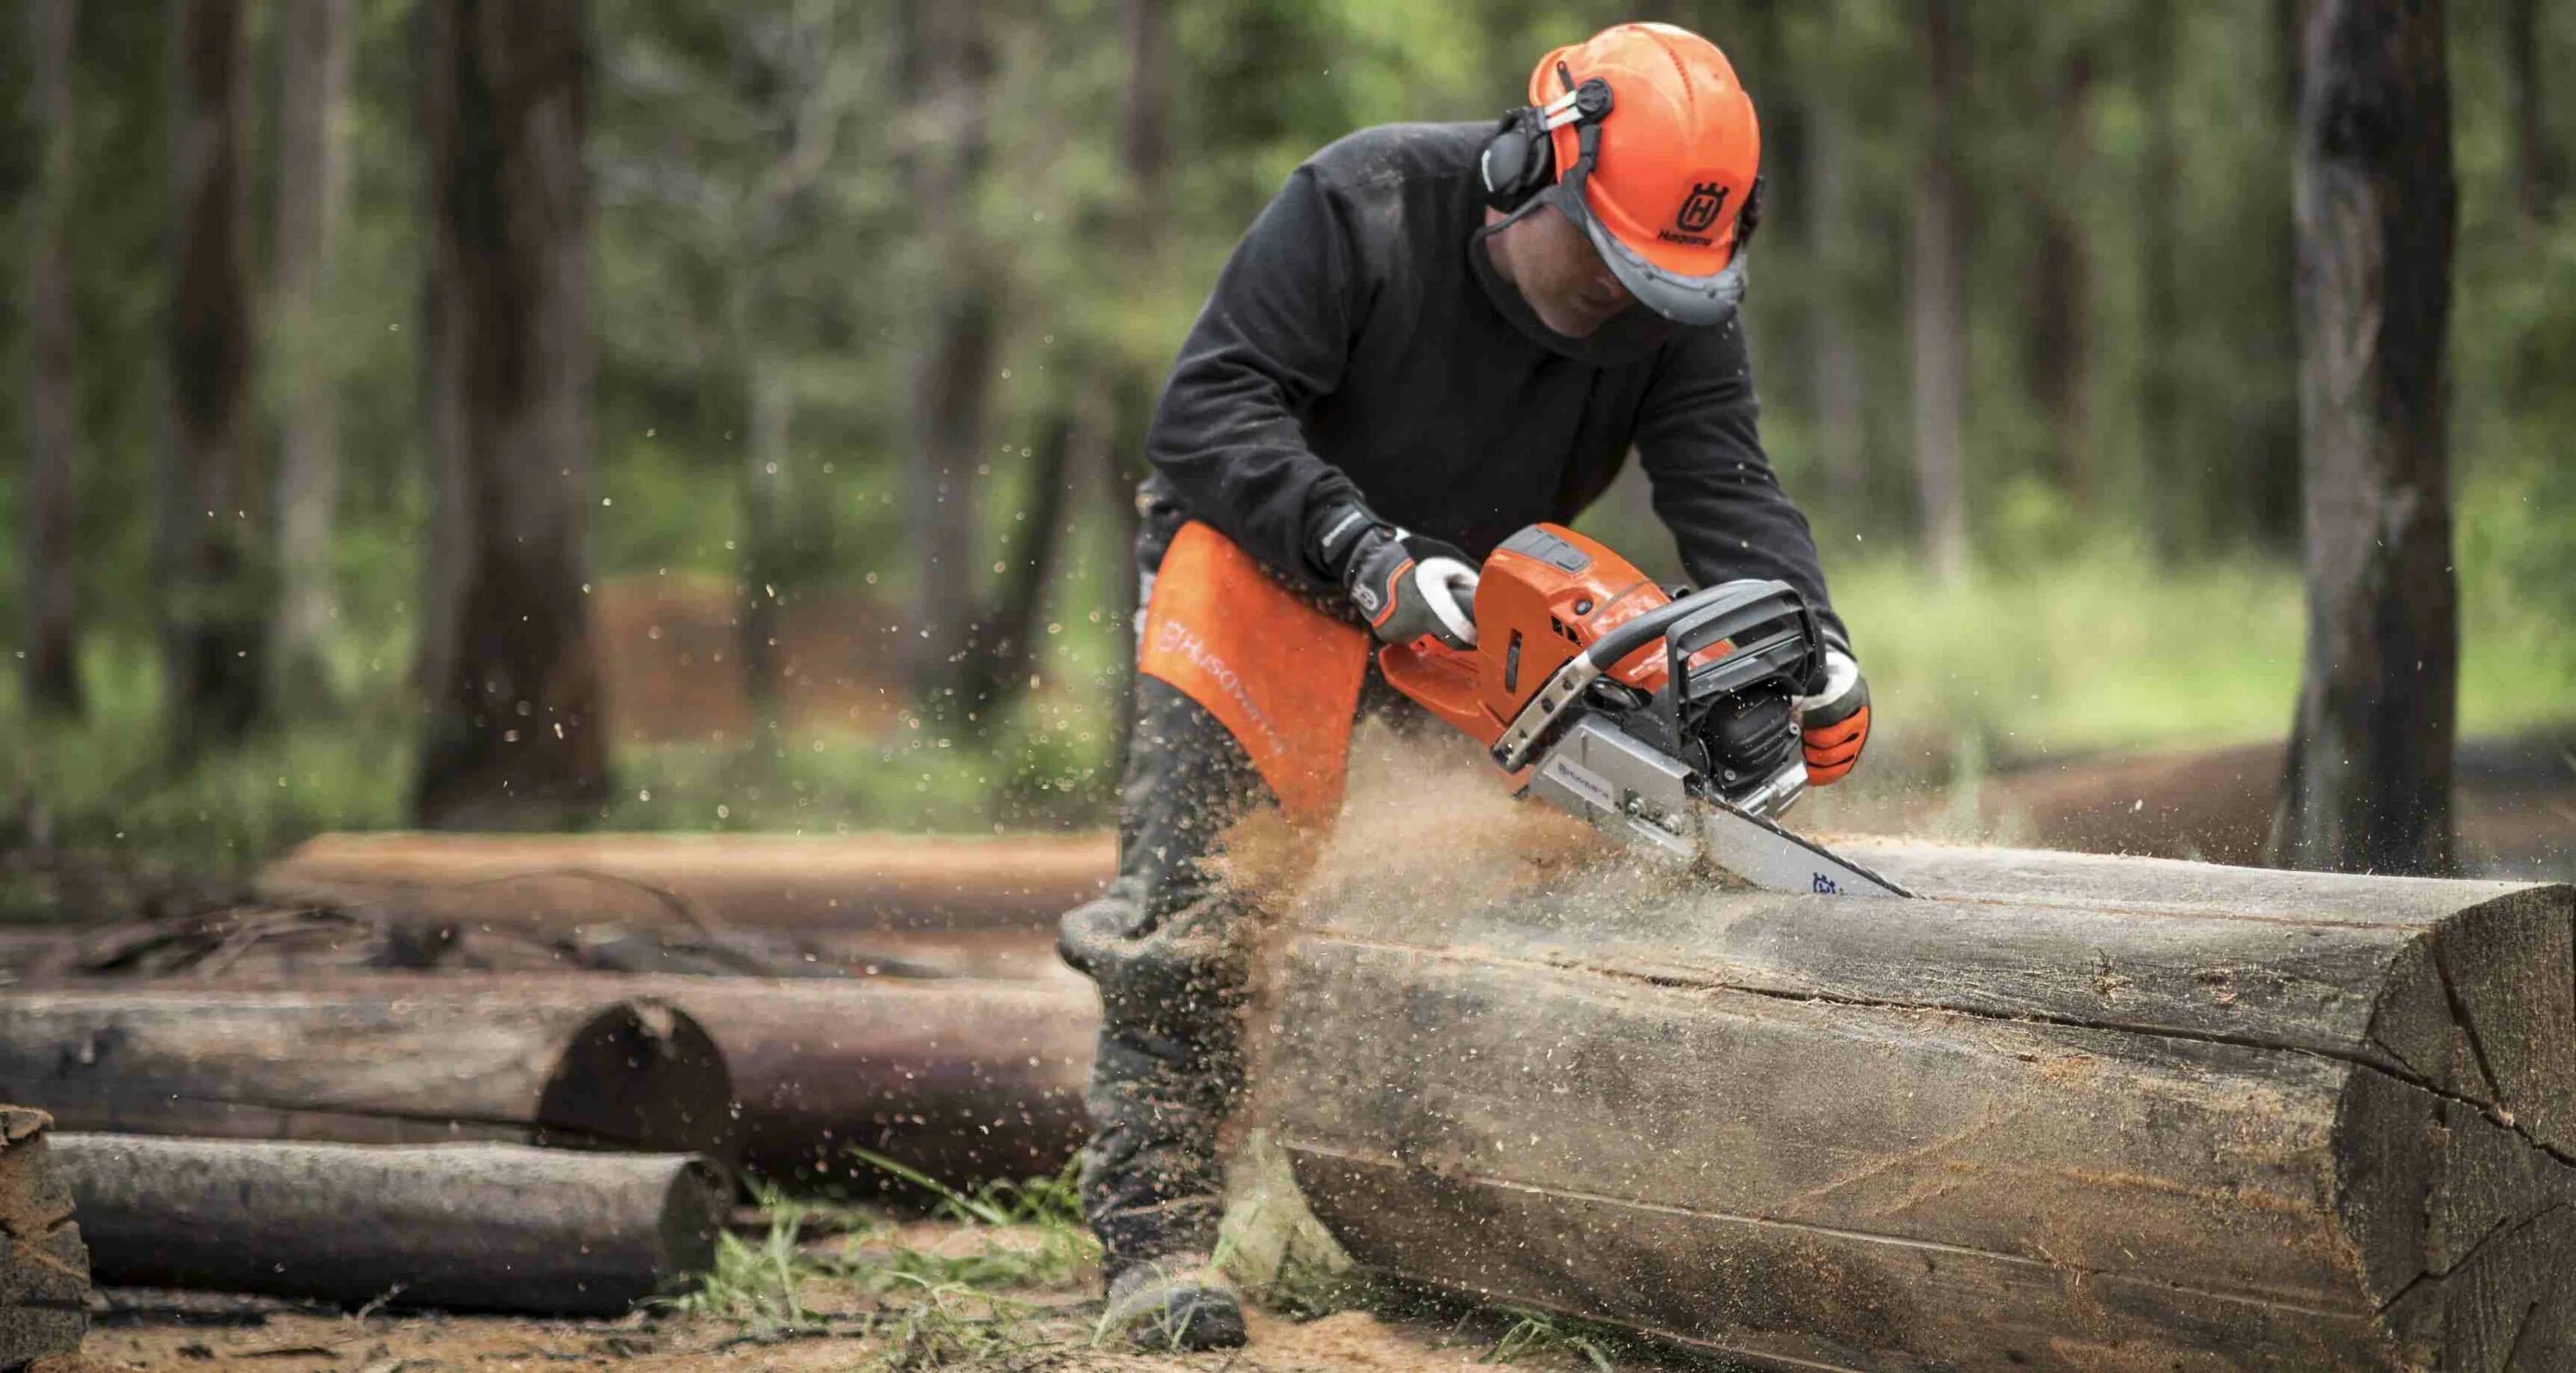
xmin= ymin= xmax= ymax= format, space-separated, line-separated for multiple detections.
xmin=1060 ymin=21 xmax=1872 ymax=1351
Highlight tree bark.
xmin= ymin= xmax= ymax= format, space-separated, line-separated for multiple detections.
xmin=2269 ymin=0 xmax=2458 ymax=877
xmin=2508 ymin=0 xmax=2558 ymax=221
xmin=1907 ymin=0 xmax=1968 ymax=580
xmin=257 ymin=829 xmax=1112 ymax=933
xmin=21 ymin=0 xmax=81 ymax=719
xmin=414 ymin=0 xmax=610 ymax=829
xmin=0 ymin=1109 xmax=87 ymax=1368
xmin=1265 ymin=841 xmax=2576 ymax=1370
xmin=902 ymin=0 xmax=1001 ymax=714
xmin=39 ymin=973 xmax=1095 ymax=1191
xmin=2028 ymin=48 xmax=2094 ymax=507
xmin=0 ymin=988 xmax=738 ymax=1169
xmin=160 ymin=0 xmax=264 ymax=755
xmin=268 ymin=0 xmax=352 ymax=712
xmin=58 ymin=1136 xmax=720 ymax=1315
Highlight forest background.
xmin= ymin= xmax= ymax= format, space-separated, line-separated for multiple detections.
xmin=3 ymin=0 xmax=2571 ymax=894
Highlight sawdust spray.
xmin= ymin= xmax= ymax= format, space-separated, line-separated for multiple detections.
xmin=1206 ymin=715 xmax=1625 ymax=1291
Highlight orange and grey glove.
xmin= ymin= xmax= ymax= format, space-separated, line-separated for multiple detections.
xmin=1795 ymin=647 xmax=1870 ymax=786
xmin=1338 ymin=525 xmax=1479 ymax=651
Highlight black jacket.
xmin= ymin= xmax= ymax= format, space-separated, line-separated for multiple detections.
xmin=1139 ymin=121 xmax=1844 ymax=644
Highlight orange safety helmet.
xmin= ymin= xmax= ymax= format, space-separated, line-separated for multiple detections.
xmin=1483 ymin=22 xmax=1764 ymax=325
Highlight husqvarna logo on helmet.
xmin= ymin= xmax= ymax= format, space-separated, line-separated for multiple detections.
xmin=1675 ymin=181 xmax=1728 ymax=234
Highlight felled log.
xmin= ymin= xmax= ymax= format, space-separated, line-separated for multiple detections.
xmin=259 ymin=830 xmax=1114 ymax=933
xmin=659 ymin=973 xmax=1097 ymax=1186
xmin=53 ymin=1135 xmax=721 ymax=1315
xmin=1266 ymin=839 xmax=2576 ymax=1372
xmin=196 ymin=973 xmax=1100 ymax=1188
xmin=0 ymin=989 xmax=737 ymax=1171
xmin=0 ymin=1109 xmax=86 ymax=1369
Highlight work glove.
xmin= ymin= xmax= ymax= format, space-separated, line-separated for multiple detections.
xmin=1340 ymin=526 xmax=1479 ymax=651
xmin=1795 ymin=647 xmax=1870 ymax=786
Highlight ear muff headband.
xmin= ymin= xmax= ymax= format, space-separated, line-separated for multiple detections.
xmin=1480 ymin=66 xmax=1606 ymax=212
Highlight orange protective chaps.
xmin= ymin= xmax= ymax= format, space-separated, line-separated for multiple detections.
xmin=1133 ymin=521 xmax=1372 ymax=827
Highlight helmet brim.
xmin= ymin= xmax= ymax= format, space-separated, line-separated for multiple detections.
xmin=1549 ymin=183 xmax=1746 ymax=327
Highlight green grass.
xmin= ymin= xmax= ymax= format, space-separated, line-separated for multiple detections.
xmin=1830 ymin=542 xmax=2576 ymax=771
xmin=671 ymin=1157 xmax=1100 ymax=1368
xmin=1481 ymin=1312 xmax=1619 ymax=1372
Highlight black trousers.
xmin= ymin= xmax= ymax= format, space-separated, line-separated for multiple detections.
xmin=1057 ymin=550 xmax=1415 ymax=1267
xmin=1057 ymin=672 xmax=1273 ymax=1267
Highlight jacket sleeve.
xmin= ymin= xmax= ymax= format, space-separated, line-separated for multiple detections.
xmin=1144 ymin=165 xmax=1370 ymax=589
xmin=1631 ymin=317 xmax=1851 ymax=651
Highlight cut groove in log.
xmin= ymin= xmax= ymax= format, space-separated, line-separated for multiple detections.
xmin=54 ymin=1135 xmax=721 ymax=1315
xmin=0 ymin=1108 xmax=87 ymax=1370
xmin=1264 ymin=840 xmax=2576 ymax=1371
xmin=0 ymin=990 xmax=736 ymax=1171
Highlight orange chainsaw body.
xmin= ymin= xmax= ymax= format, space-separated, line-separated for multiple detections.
xmin=1377 ymin=524 xmax=1692 ymax=750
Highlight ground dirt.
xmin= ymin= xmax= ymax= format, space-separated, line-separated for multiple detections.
xmin=81 ymin=1222 xmax=1595 ymax=1373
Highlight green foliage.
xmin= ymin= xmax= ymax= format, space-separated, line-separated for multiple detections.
xmin=3 ymin=0 xmax=2573 ymax=879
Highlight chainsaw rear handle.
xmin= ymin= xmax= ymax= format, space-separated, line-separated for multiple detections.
xmin=1492 ymin=579 xmax=1821 ymax=775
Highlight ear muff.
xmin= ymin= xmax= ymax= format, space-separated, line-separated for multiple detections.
xmin=1735 ymin=175 xmax=1765 ymax=253
xmin=1479 ymin=106 xmax=1553 ymax=212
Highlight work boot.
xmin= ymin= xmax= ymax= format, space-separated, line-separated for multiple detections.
xmin=1100 ymin=1254 xmax=1249 ymax=1352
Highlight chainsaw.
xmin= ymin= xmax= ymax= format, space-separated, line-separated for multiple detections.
xmin=1376 ymin=523 xmax=1911 ymax=898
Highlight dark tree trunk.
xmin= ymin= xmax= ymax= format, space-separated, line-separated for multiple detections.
xmin=2139 ymin=0 xmax=2186 ymax=559
xmin=2269 ymin=0 xmax=2458 ymax=877
xmin=160 ymin=0 xmax=264 ymax=756
xmin=2246 ymin=0 xmax=2311 ymax=552
xmin=1908 ymin=0 xmax=1967 ymax=581
xmin=414 ymin=0 xmax=610 ymax=829
xmin=1803 ymin=92 xmax=1866 ymax=505
xmin=739 ymin=366 xmax=791 ymax=715
xmin=21 ymin=0 xmax=81 ymax=717
xmin=902 ymin=0 xmax=1000 ymax=714
xmin=956 ymin=411 xmax=1078 ymax=717
xmin=1103 ymin=0 xmax=1173 ymax=765
xmin=2028 ymin=48 xmax=2095 ymax=507
xmin=2508 ymin=0 xmax=2561 ymax=220
xmin=268 ymin=0 xmax=351 ymax=713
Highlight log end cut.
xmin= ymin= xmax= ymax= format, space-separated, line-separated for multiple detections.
xmin=534 ymin=999 xmax=739 ymax=1174
xmin=0 ymin=1108 xmax=88 ymax=1370
xmin=2335 ymin=884 xmax=2576 ymax=1365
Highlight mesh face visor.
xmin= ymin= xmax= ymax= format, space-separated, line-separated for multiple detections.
xmin=1546 ymin=146 xmax=1748 ymax=327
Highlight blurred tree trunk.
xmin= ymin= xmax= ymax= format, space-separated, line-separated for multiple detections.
xmin=739 ymin=365 xmax=792 ymax=718
xmin=2268 ymin=0 xmax=2458 ymax=876
xmin=2028 ymin=46 xmax=2095 ymax=507
xmin=957 ymin=411 xmax=1080 ymax=716
xmin=159 ymin=0 xmax=265 ymax=756
xmin=2245 ymin=0 xmax=2309 ymax=552
xmin=902 ymin=0 xmax=999 ymax=716
xmin=268 ymin=0 xmax=351 ymax=713
xmin=1108 ymin=0 xmax=1170 ymax=659
xmin=413 ymin=0 xmax=609 ymax=829
xmin=2139 ymin=0 xmax=2184 ymax=559
xmin=2508 ymin=0 xmax=2561 ymax=219
xmin=21 ymin=0 xmax=81 ymax=717
xmin=1907 ymin=0 xmax=1967 ymax=581
xmin=1804 ymin=89 xmax=1865 ymax=504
